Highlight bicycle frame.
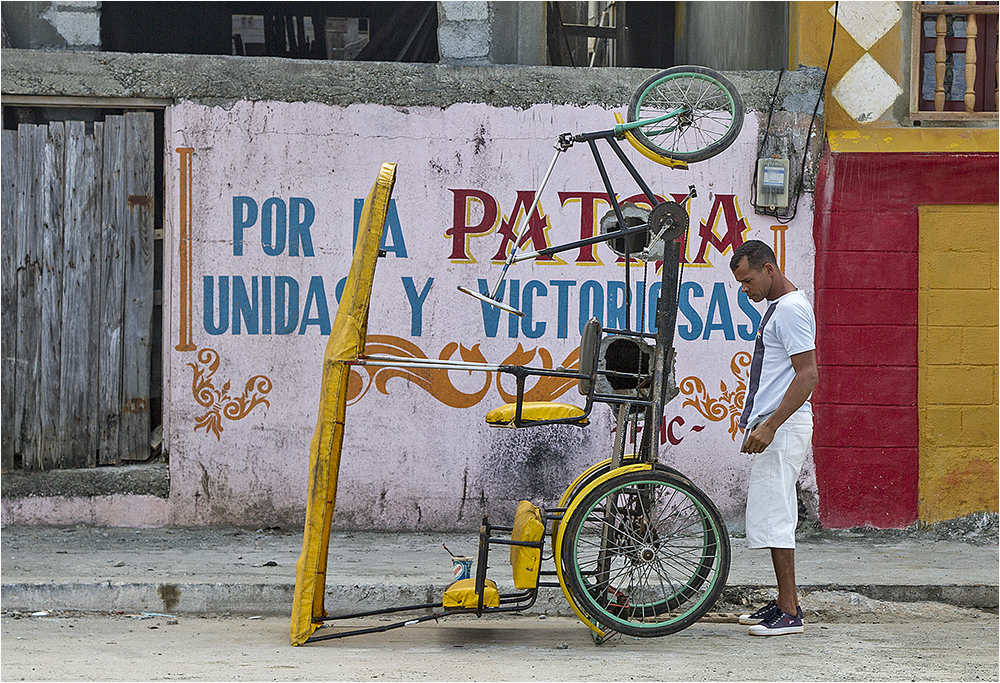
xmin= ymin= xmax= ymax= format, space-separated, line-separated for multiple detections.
xmin=477 ymin=127 xmax=691 ymax=316
xmin=340 ymin=126 xmax=693 ymax=480
xmin=613 ymin=106 xmax=687 ymax=137
xmin=427 ymin=124 xmax=693 ymax=465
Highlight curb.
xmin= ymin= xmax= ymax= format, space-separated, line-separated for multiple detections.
xmin=4 ymin=581 xmax=997 ymax=617
xmin=722 ymin=584 xmax=999 ymax=610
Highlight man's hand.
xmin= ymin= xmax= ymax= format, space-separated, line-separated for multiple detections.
xmin=739 ymin=349 xmax=817 ymax=455
xmin=741 ymin=422 xmax=776 ymax=454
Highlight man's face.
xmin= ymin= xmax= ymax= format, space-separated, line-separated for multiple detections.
xmin=732 ymin=257 xmax=773 ymax=303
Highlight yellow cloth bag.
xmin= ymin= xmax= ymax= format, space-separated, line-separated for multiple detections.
xmin=442 ymin=578 xmax=500 ymax=609
xmin=509 ymin=501 xmax=545 ymax=589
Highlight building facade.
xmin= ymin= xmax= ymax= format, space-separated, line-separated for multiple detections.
xmin=796 ymin=1 xmax=998 ymax=527
xmin=1 ymin=1 xmax=996 ymax=530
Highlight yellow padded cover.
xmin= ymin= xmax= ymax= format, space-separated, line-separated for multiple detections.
xmin=613 ymin=112 xmax=689 ymax=169
xmin=510 ymin=501 xmax=545 ymax=590
xmin=290 ymin=163 xmax=397 ymax=646
xmin=485 ymin=402 xmax=587 ymax=426
xmin=442 ymin=578 xmax=500 ymax=609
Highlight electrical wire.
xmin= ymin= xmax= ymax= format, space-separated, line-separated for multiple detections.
xmin=754 ymin=1 xmax=838 ymax=223
xmin=750 ymin=68 xmax=786 ymax=212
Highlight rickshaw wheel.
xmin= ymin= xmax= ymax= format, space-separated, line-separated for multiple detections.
xmin=560 ymin=468 xmax=730 ymax=637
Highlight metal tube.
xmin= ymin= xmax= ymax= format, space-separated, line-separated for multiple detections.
xmin=607 ymin=136 xmax=660 ymax=206
xmin=588 ymin=138 xmax=632 ymax=330
xmin=360 ymin=354 xmax=497 ymax=368
xmin=458 ymin=285 xmax=525 ymax=317
xmin=511 ymin=222 xmax=652 ymax=262
xmin=489 ymin=146 xmax=564 ymax=299
xmin=355 ymin=357 xmax=501 ymax=372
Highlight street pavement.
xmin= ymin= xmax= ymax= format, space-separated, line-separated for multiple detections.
xmin=2 ymin=523 xmax=996 ymax=621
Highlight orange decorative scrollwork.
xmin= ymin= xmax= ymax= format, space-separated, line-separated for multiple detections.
xmin=349 ymin=335 xmax=583 ymax=407
xmin=495 ymin=343 xmax=580 ymax=403
xmin=176 ymin=150 xmax=275 ymax=441
xmin=679 ymin=351 xmax=752 ymax=441
xmin=188 ymin=347 xmax=273 ymax=440
xmin=349 ymin=335 xmax=493 ymax=408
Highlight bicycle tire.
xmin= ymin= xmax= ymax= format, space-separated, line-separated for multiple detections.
xmin=560 ymin=469 xmax=730 ymax=637
xmin=627 ymin=66 xmax=744 ymax=163
xmin=566 ymin=469 xmax=719 ymax=617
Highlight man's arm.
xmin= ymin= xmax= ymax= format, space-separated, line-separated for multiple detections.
xmin=740 ymin=349 xmax=818 ymax=454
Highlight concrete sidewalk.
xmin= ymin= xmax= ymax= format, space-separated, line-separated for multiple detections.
xmin=1 ymin=525 xmax=997 ymax=618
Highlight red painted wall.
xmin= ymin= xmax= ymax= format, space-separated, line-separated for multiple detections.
xmin=812 ymin=148 xmax=999 ymax=528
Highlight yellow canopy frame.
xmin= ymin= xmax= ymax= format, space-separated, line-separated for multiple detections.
xmin=290 ymin=162 xmax=397 ymax=646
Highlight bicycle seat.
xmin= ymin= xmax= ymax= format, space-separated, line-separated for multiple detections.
xmin=485 ymin=318 xmax=601 ymax=428
xmin=442 ymin=577 xmax=500 ymax=609
xmin=485 ymin=401 xmax=588 ymax=426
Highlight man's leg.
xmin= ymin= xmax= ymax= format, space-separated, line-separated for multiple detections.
xmin=748 ymin=547 xmax=804 ymax=635
xmin=771 ymin=547 xmax=798 ymax=615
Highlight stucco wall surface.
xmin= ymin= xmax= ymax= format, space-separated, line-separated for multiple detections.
xmin=0 ymin=49 xmax=824 ymax=111
xmin=161 ymin=99 xmax=817 ymax=531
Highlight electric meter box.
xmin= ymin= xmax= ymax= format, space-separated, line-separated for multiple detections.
xmin=756 ymin=158 xmax=790 ymax=208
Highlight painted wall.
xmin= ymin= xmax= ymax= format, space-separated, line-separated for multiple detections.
xmin=161 ymin=100 xmax=816 ymax=530
xmin=801 ymin=0 xmax=1000 ymax=527
xmin=796 ymin=0 xmax=905 ymax=129
xmin=813 ymin=145 xmax=999 ymax=528
xmin=0 ymin=51 xmax=826 ymax=530
xmin=918 ymin=204 xmax=999 ymax=523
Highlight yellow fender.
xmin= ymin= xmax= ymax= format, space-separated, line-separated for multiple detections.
xmin=557 ymin=456 xmax=645 ymax=509
xmin=551 ymin=456 xmax=635 ymax=547
xmin=553 ymin=462 xmax=654 ymax=639
xmin=613 ymin=113 xmax=689 ymax=170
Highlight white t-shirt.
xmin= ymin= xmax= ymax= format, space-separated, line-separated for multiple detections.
xmin=739 ymin=289 xmax=816 ymax=431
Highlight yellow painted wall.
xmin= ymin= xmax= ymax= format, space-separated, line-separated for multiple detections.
xmin=795 ymin=0 xmax=904 ymax=131
xmin=793 ymin=1 xmax=997 ymax=144
xmin=918 ymin=204 xmax=1000 ymax=523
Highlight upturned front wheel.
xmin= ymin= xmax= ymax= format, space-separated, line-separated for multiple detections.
xmin=627 ymin=66 xmax=744 ymax=163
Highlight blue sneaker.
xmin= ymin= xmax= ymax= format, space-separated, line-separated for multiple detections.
xmin=739 ymin=600 xmax=778 ymax=625
xmin=748 ymin=606 xmax=804 ymax=636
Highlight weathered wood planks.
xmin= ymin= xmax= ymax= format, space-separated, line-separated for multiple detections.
xmin=1 ymin=113 xmax=155 ymax=471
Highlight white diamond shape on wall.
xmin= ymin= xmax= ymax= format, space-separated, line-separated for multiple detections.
xmin=832 ymin=53 xmax=903 ymax=123
xmin=831 ymin=0 xmax=901 ymax=50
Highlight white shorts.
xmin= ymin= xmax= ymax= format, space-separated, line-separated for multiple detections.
xmin=745 ymin=410 xmax=813 ymax=549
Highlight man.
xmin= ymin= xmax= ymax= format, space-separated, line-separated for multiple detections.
xmin=729 ymin=240 xmax=818 ymax=636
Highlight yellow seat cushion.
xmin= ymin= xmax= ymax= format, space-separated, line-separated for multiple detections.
xmin=510 ymin=501 xmax=545 ymax=590
xmin=442 ymin=578 xmax=500 ymax=610
xmin=485 ymin=402 xmax=588 ymax=427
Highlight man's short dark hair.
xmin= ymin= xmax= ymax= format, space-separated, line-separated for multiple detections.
xmin=730 ymin=239 xmax=777 ymax=272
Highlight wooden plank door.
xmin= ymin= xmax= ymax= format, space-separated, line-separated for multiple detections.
xmin=0 ymin=112 xmax=154 ymax=471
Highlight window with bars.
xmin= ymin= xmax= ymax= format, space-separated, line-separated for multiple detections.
xmin=911 ymin=1 xmax=999 ymax=121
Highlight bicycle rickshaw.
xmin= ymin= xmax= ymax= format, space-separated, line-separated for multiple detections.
xmin=291 ymin=66 xmax=745 ymax=646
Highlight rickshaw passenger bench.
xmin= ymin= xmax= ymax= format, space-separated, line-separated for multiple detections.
xmin=443 ymin=500 xmax=546 ymax=612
